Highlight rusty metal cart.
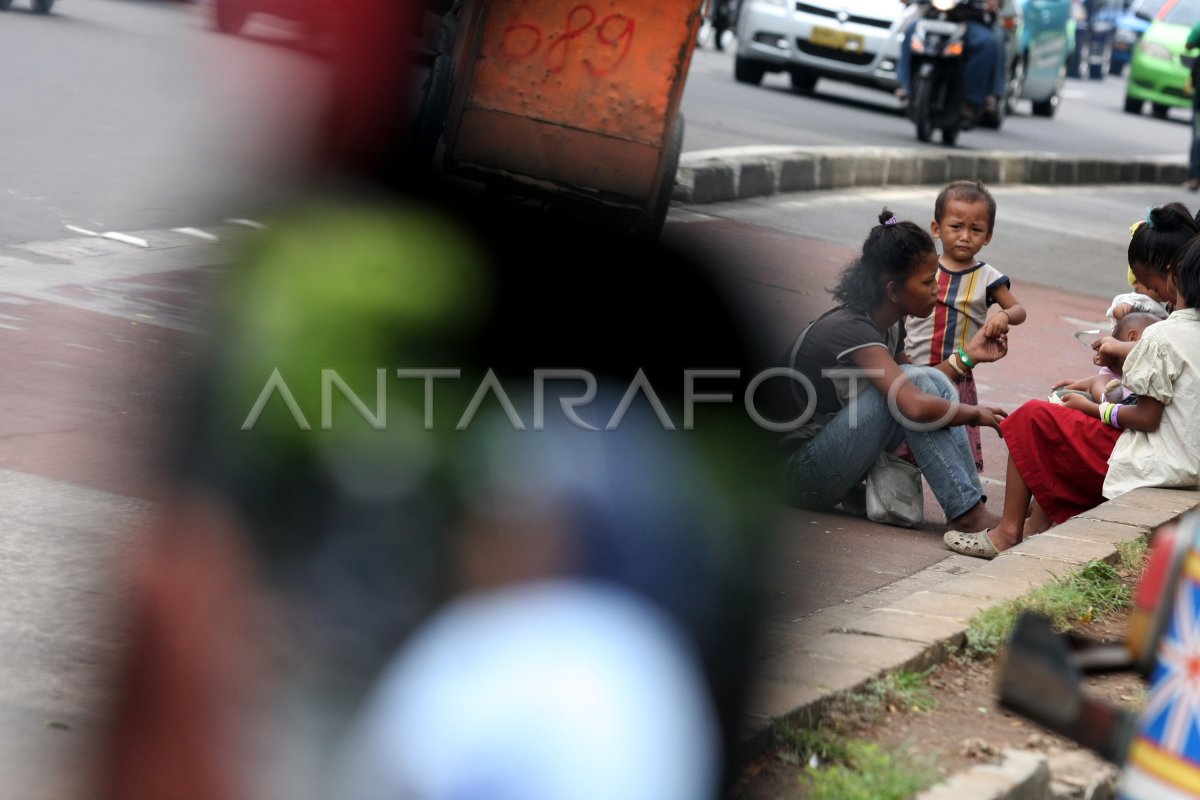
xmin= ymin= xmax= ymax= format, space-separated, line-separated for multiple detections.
xmin=436 ymin=0 xmax=703 ymax=236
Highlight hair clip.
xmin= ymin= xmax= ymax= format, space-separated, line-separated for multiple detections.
xmin=883 ymin=215 xmax=898 ymax=226
xmin=1128 ymin=220 xmax=1143 ymax=238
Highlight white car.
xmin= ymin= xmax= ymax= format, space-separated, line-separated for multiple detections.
xmin=734 ymin=0 xmax=919 ymax=91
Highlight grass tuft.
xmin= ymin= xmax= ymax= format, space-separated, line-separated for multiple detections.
xmin=773 ymin=717 xmax=849 ymax=766
xmin=805 ymin=740 xmax=937 ymax=800
xmin=858 ymin=669 xmax=936 ymax=714
xmin=965 ymin=556 xmax=1136 ymax=658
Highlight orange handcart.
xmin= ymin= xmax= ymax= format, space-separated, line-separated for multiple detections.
xmin=439 ymin=0 xmax=704 ymax=235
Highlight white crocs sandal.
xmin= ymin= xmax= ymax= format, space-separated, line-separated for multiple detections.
xmin=943 ymin=529 xmax=999 ymax=560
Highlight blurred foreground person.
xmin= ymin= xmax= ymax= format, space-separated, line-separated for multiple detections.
xmin=96 ymin=2 xmax=775 ymax=799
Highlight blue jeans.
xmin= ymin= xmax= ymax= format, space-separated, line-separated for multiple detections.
xmin=899 ymin=19 xmax=999 ymax=108
xmin=785 ymin=365 xmax=985 ymax=521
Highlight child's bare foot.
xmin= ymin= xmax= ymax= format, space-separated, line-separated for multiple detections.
xmin=1022 ymin=500 xmax=1054 ymax=539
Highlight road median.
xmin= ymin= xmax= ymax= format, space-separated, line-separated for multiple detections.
xmin=674 ymin=146 xmax=1189 ymax=205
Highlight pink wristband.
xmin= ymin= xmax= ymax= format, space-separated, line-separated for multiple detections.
xmin=1110 ymin=404 xmax=1121 ymax=429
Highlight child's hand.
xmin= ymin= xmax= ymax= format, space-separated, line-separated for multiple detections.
xmin=1060 ymin=394 xmax=1099 ymax=416
xmin=981 ymin=311 xmax=1010 ymax=339
xmin=1111 ymin=302 xmax=1134 ymax=321
xmin=1094 ymin=336 xmax=1122 ymax=357
xmin=1093 ymin=335 xmax=1125 ymax=369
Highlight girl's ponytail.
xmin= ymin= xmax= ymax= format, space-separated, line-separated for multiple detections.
xmin=1129 ymin=203 xmax=1198 ymax=279
xmin=833 ymin=207 xmax=935 ymax=312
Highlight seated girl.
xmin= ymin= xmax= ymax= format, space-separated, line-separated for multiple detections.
xmin=946 ymin=203 xmax=1200 ymax=559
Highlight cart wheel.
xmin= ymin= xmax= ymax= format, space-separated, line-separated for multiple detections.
xmin=639 ymin=114 xmax=685 ymax=240
xmin=409 ymin=50 xmax=454 ymax=165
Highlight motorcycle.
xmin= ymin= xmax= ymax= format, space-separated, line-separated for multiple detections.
xmin=906 ymin=0 xmax=991 ymax=145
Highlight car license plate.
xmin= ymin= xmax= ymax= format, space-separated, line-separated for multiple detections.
xmin=917 ymin=19 xmax=959 ymax=35
xmin=810 ymin=25 xmax=865 ymax=53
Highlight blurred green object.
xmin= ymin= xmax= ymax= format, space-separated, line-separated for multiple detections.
xmin=217 ymin=200 xmax=491 ymax=451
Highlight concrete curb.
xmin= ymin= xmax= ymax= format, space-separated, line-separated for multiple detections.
xmin=673 ymin=146 xmax=1190 ymax=205
xmin=740 ymin=486 xmax=1200 ymax=794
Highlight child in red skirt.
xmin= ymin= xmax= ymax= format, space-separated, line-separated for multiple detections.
xmin=946 ymin=203 xmax=1200 ymax=559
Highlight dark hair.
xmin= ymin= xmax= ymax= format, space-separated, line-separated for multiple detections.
xmin=832 ymin=208 xmax=936 ymax=313
xmin=1114 ymin=311 xmax=1161 ymax=340
xmin=934 ymin=180 xmax=996 ymax=231
xmin=1173 ymin=235 xmax=1200 ymax=309
xmin=1128 ymin=203 xmax=1198 ymax=279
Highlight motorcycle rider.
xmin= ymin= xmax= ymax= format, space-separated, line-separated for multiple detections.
xmin=895 ymin=0 xmax=1003 ymax=127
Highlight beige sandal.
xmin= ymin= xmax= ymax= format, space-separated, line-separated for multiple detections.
xmin=944 ymin=529 xmax=999 ymax=560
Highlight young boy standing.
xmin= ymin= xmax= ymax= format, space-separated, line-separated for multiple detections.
xmin=905 ymin=180 xmax=1026 ymax=471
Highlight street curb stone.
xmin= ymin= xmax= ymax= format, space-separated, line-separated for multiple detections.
xmin=673 ymin=146 xmax=1189 ymax=204
xmin=914 ymin=749 xmax=1050 ymax=800
xmin=741 ymin=487 xmax=1200 ymax=794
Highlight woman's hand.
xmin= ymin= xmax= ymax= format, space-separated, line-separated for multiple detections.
xmin=964 ymin=327 xmax=1008 ymax=366
xmin=974 ymin=405 xmax=1008 ymax=434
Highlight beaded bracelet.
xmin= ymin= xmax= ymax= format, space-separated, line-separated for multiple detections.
xmin=956 ymin=346 xmax=975 ymax=370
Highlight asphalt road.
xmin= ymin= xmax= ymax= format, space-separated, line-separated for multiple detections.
xmin=1 ymin=1 xmax=1192 ymax=245
xmin=680 ymin=39 xmax=1193 ymax=157
xmin=0 ymin=0 xmax=326 ymax=245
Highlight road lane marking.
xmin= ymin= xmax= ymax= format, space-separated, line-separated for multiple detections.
xmin=225 ymin=218 xmax=265 ymax=229
xmin=101 ymin=232 xmax=149 ymax=248
xmin=171 ymin=227 xmax=219 ymax=242
xmin=65 ymin=226 xmax=98 ymax=237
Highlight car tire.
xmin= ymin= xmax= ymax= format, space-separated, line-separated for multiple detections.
xmin=1031 ymin=95 xmax=1057 ymax=117
xmin=1109 ymin=59 xmax=1124 ymax=77
xmin=789 ymin=69 xmax=818 ymax=93
xmin=215 ymin=0 xmax=250 ymax=35
xmin=1153 ymin=103 xmax=1170 ymax=119
xmin=1087 ymin=39 xmax=1111 ymax=80
xmin=1124 ymin=95 xmax=1143 ymax=114
xmin=913 ymin=75 xmax=933 ymax=143
xmin=31 ymin=0 xmax=52 ymax=12
xmin=0 ymin=0 xmax=13 ymax=10
xmin=1004 ymin=55 xmax=1025 ymax=116
xmin=734 ymin=56 xmax=766 ymax=86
